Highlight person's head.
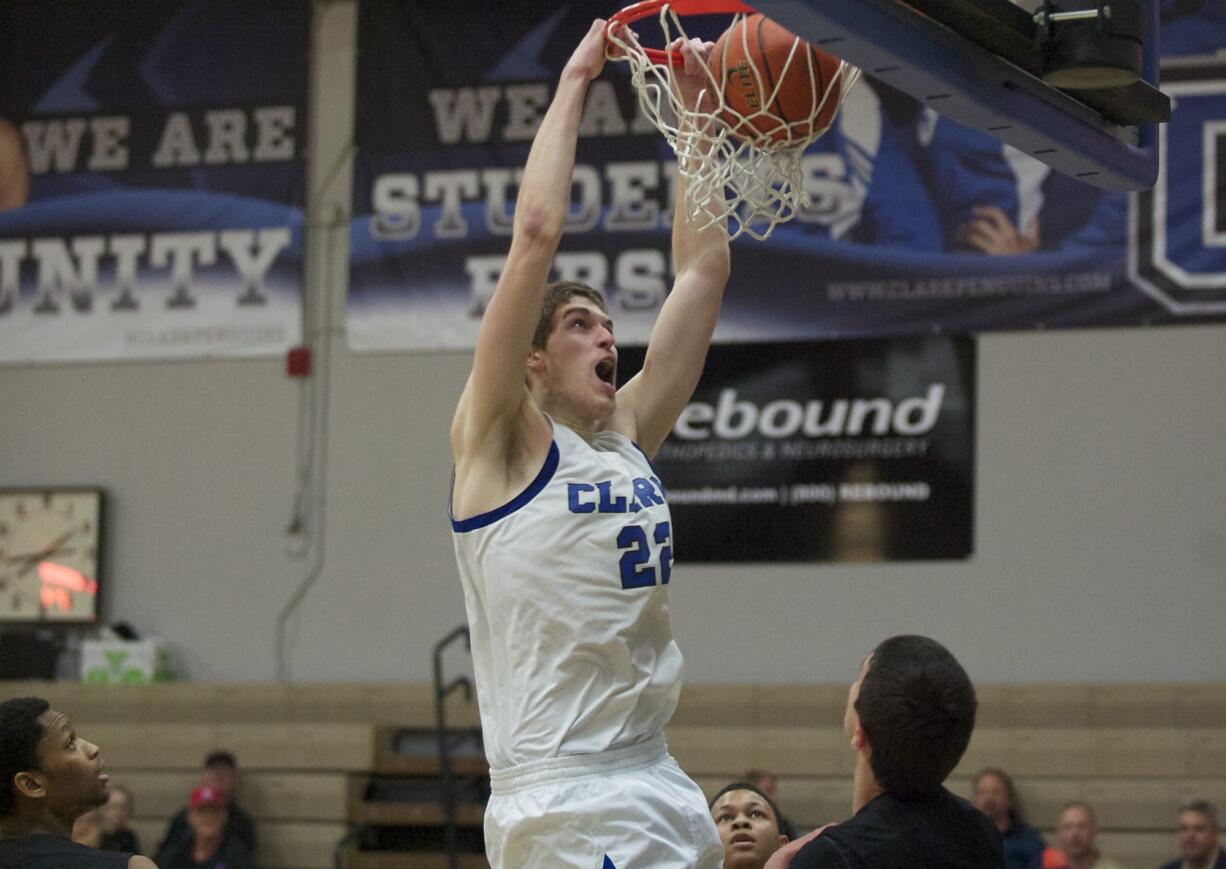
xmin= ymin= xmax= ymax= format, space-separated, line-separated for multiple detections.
xmin=0 ymin=697 xmax=109 ymax=832
xmin=186 ymin=785 xmax=228 ymax=841
xmin=741 ymin=769 xmax=779 ymax=803
xmin=1177 ymin=800 xmax=1220 ymax=864
xmin=526 ymin=282 xmax=616 ymax=423
xmin=101 ymin=783 xmax=134 ymax=831
xmin=710 ymin=782 xmax=788 ymax=869
xmin=1057 ymin=801 xmax=1099 ymax=860
xmin=200 ymin=750 xmax=238 ymax=801
xmin=973 ymin=768 xmax=1019 ymax=825
xmin=846 ymin=635 xmax=977 ymax=798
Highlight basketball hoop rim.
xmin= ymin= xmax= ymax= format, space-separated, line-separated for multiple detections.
xmin=608 ymin=0 xmax=759 ymax=66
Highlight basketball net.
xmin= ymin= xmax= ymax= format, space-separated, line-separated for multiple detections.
xmin=607 ymin=3 xmax=861 ymax=241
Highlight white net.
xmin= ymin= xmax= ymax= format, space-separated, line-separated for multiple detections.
xmin=608 ymin=6 xmax=861 ymax=241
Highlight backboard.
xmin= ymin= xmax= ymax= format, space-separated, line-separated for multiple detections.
xmin=749 ymin=0 xmax=1166 ymax=190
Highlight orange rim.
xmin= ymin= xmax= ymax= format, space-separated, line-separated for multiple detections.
xmin=607 ymin=0 xmax=758 ymax=66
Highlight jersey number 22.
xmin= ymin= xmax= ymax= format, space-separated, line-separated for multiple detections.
xmin=617 ymin=522 xmax=672 ymax=589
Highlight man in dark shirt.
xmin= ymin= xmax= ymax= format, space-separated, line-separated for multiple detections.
xmin=974 ymin=767 xmax=1045 ymax=869
xmin=766 ymin=635 xmax=1003 ymax=869
xmin=0 ymin=695 xmax=158 ymax=869
xmin=1159 ymin=801 xmax=1225 ymax=869
xmin=154 ymin=786 xmax=253 ymax=869
xmin=711 ymin=782 xmax=790 ymax=869
xmin=157 ymin=750 xmax=256 ymax=857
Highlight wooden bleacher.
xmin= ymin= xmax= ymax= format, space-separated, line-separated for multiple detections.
xmin=1 ymin=681 xmax=1222 ymax=869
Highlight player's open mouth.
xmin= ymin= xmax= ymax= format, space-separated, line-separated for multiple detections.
xmin=731 ymin=832 xmax=755 ymax=846
xmin=595 ymin=358 xmax=616 ymax=386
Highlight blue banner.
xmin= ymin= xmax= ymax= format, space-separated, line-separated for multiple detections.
xmin=348 ymin=0 xmax=1226 ymax=350
xmin=0 ymin=1 xmax=310 ymax=363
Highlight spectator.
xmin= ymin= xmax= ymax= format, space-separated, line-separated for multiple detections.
xmin=711 ymin=782 xmax=790 ymax=869
xmin=154 ymin=786 xmax=253 ymax=869
xmin=1056 ymin=801 xmax=1122 ymax=869
xmin=0 ymin=696 xmax=156 ymax=868
xmin=1042 ymin=848 xmax=1070 ymax=869
xmin=158 ymin=751 xmax=255 ymax=856
xmin=1160 ymin=801 xmax=1225 ymax=869
xmin=766 ymin=634 xmax=1002 ymax=868
xmin=974 ymin=767 xmax=1045 ymax=869
xmin=742 ymin=769 xmax=799 ymax=840
xmin=100 ymin=784 xmax=142 ymax=853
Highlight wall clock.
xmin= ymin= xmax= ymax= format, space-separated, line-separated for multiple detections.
xmin=0 ymin=488 xmax=103 ymax=622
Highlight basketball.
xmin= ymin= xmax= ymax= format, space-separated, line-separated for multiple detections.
xmin=711 ymin=14 xmax=843 ymax=146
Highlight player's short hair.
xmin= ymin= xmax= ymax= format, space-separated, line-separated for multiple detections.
xmin=1179 ymin=800 xmax=1220 ymax=829
xmin=204 ymin=750 xmax=238 ymax=770
xmin=855 ymin=635 xmax=976 ymax=798
xmin=0 ymin=697 xmax=50 ymax=818
xmin=709 ymin=781 xmax=784 ymax=835
xmin=532 ymin=282 xmax=608 ymax=350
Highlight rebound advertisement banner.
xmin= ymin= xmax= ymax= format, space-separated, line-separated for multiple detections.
xmin=0 ymin=1 xmax=309 ymax=364
xmin=619 ymin=338 xmax=975 ymax=562
xmin=348 ymin=1 xmax=1226 ymax=351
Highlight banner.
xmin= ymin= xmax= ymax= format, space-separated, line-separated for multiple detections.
xmin=348 ymin=1 xmax=1226 ymax=351
xmin=0 ymin=1 xmax=310 ymax=363
xmin=618 ymin=338 xmax=974 ymax=562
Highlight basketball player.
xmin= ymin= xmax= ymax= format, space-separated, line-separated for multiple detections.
xmin=449 ymin=18 xmax=729 ymax=869
xmin=711 ymin=782 xmax=791 ymax=869
xmin=0 ymin=696 xmax=158 ymax=868
xmin=766 ymin=636 xmax=1001 ymax=869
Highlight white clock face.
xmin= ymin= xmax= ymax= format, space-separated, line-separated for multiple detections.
xmin=0 ymin=490 xmax=101 ymax=622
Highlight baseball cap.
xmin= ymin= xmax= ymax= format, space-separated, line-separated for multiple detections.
xmin=189 ymin=785 xmax=225 ymax=808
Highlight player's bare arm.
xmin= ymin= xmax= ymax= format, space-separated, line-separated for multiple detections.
xmin=451 ymin=19 xmax=607 ymax=518
xmin=613 ymin=38 xmax=731 ymax=456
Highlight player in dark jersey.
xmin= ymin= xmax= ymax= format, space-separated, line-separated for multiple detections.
xmin=767 ymin=635 xmax=1002 ymax=869
xmin=0 ymin=696 xmax=158 ymax=868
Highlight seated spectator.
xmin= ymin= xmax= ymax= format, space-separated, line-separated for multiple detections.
xmin=154 ymin=786 xmax=252 ymax=869
xmin=1056 ymin=801 xmax=1122 ymax=869
xmin=742 ymin=769 xmax=799 ymax=840
xmin=100 ymin=784 xmax=142 ymax=853
xmin=974 ymin=767 xmax=1045 ymax=869
xmin=1160 ymin=801 xmax=1224 ymax=869
xmin=158 ymin=750 xmax=255 ymax=856
xmin=710 ymin=782 xmax=790 ymax=869
xmin=0 ymin=696 xmax=156 ymax=868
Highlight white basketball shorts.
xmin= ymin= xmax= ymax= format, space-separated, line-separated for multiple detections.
xmin=484 ymin=736 xmax=723 ymax=869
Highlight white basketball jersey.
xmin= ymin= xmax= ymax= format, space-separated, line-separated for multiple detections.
xmin=451 ymin=421 xmax=684 ymax=771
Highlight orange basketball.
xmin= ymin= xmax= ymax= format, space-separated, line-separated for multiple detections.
xmin=711 ymin=14 xmax=843 ymax=146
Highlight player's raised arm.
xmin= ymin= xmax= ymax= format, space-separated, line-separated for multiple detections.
xmin=451 ymin=19 xmax=607 ymax=465
xmin=616 ymin=39 xmax=731 ymax=457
